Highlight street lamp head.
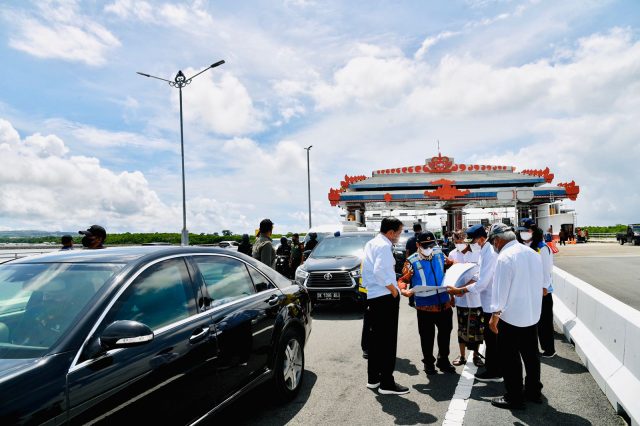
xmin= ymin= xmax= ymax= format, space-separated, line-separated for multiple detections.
xmin=210 ymin=60 xmax=225 ymax=69
xmin=136 ymin=72 xmax=151 ymax=77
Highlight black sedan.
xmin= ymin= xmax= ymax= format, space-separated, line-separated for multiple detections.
xmin=0 ymin=246 xmax=312 ymax=424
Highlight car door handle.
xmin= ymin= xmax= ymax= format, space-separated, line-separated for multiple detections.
xmin=189 ymin=328 xmax=209 ymax=344
xmin=266 ymin=294 xmax=280 ymax=306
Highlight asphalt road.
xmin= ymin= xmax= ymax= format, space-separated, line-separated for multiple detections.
xmin=554 ymin=242 xmax=640 ymax=310
xmin=210 ymin=301 xmax=624 ymax=425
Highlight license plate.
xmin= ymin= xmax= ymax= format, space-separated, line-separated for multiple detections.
xmin=317 ymin=292 xmax=341 ymax=300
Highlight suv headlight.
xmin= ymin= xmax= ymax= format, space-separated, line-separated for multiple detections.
xmin=350 ymin=269 xmax=361 ymax=278
xmin=296 ymin=268 xmax=309 ymax=280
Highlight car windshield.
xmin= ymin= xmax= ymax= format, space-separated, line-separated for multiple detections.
xmin=310 ymin=235 xmax=374 ymax=258
xmin=632 ymin=226 xmax=640 ymax=232
xmin=0 ymin=263 xmax=123 ymax=359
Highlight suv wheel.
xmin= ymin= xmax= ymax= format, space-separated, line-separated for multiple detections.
xmin=272 ymin=328 xmax=304 ymax=402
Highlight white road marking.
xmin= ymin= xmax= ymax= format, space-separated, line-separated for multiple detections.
xmin=442 ymin=344 xmax=484 ymax=426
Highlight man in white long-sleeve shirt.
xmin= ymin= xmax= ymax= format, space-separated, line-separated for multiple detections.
xmin=362 ymin=217 xmax=408 ymax=395
xmin=487 ymin=223 xmax=544 ymax=409
xmin=517 ymin=218 xmax=556 ymax=358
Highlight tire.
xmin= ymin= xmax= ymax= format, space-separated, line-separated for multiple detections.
xmin=271 ymin=327 xmax=304 ymax=402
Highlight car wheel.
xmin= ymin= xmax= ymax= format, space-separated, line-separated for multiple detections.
xmin=272 ymin=328 xmax=304 ymax=402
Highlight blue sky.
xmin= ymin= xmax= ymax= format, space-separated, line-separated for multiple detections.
xmin=1 ymin=0 xmax=639 ymax=233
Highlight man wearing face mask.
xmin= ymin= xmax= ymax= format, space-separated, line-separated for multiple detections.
xmin=447 ymin=224 xmax=500 ymax=381
xmin=398 ymin=231 xmax=456 ymax=375
xmin=78 ymin=225 xmax=107 ymax=249
xmin=518 ymin=218 xmax=556 ymax=358
xmin=487 ymin=223 xmax=544 ymax=409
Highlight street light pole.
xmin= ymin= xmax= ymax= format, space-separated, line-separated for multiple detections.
xmin=304 ymin=145 xmax=313 ymax=229
xmin=137 ymin=60 xmax=225 ymax=246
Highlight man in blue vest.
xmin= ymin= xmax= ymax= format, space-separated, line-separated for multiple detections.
xmin=398 ymin=231 xmax=456 ymax=374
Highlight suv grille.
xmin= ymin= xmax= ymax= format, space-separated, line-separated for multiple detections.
xmin=307 ymin=272 xmax=353 ymax=288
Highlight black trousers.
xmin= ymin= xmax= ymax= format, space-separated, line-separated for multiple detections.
xmin=538 ymin=293 xmax=555 ymax=353
xmin=416 ymin=308 xmax=453 ymax=367
xmin=483 ymin=312 xmax=501 ymax=376
xmin=498 ymin=319 xmax=543 ymax=403
xmin=367 ymin=294 xmax=400 ymax=387
xmin=361 ymin=305 xmax=371 ymax=351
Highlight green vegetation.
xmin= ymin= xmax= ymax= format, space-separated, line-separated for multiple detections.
xmin=582 ymin=225 xmax=628 ymax=234
xmin=0 ymin=232 xmax=302 ymax=245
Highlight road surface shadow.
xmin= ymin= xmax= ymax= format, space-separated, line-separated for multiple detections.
xmin=374 ymin=393 xmax=438 ymax=425
xmin=395 ymin=357 xmax=421 ymax=376
xmin=413 ymin=372 xmax=460 ymax=402
xmin=312 ymin=302 xmax=365 ymax=321
xmin=469 ymin=381 xmax=594 ymax=425
xmin=205 ymin=371 xmax=318 ymax=425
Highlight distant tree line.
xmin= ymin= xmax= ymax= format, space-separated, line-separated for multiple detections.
xmin=0 ymin=232 xmax=302 ymax=245
xmin=582 ymin=225 xmax=628 ymax=234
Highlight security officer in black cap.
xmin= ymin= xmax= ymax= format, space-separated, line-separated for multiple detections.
xmin=79 ymin=225 xmax=107 ymax=249
xmin=253 ymin=218 xmax=276 ymax=268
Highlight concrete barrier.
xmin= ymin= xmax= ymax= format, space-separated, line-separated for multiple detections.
xmin=553 ymin=266 xmax=640 ymax=425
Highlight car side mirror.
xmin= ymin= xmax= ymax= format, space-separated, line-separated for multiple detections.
xmin=100 ymin=320 xmax=154 ymax=351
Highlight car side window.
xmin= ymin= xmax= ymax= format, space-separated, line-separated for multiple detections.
xmin=193 ymin=256 xmax=255 ymax=306
xmin=247 ymin=265 xmax=274 ymax=292
xmin=104 ymin=258 xmax=195 ymax=331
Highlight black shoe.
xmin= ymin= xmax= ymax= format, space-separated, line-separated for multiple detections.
xmin=362 ymin=350 xmax=368 ymax=359
xmin=379 ymin=382 xmax=410 ymax=395
xmin=437 ymin=361 xmax=456 ymax=373
xmin=424 ymin=365 xmax=437 ymax=375
xmin=475 ymin=371 xmax=503 ymax=382
xmin=491 ymin=396 xmax=524 ymax=409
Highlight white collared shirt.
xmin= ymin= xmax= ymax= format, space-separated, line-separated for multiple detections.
xmin=466 ymin=242 xmax=497 ymax=312
xmin=362 ymin=233 xmax=397 ymax=299
xmin=448 ymin=249 xmax=482 ymax=308
xmin=491 ymin=240 xmax=544 ymax=327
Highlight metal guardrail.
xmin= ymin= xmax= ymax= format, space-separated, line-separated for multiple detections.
xmin=587 ymin=233 xmax=616 ymax=238
xmin=0 ymin=251 xmax=53 ymax=264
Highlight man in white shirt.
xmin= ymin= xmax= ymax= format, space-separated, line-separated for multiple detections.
xmin=517 ymin=218 xmax=556 ymax=358
xmin=362 ymin=217 xmax=408 ymax=395
xmin=487 ymin=223 xmax=544 ymax=409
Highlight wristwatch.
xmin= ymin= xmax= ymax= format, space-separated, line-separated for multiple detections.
xmin=493 ymin=311 xmax=502 ymax=316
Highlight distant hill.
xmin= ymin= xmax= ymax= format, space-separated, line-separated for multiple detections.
xmin=0 ymin=230 xmax=74 ymax=238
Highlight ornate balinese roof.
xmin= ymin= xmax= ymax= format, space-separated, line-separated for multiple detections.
xmin=328 ymin=154 xmax=579 ymax=208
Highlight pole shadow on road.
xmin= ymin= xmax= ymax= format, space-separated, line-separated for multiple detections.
xmin=206 ymin=371 xmax=318 ymax=425
xmin=374 ymin=393 xmax=438 ymax=425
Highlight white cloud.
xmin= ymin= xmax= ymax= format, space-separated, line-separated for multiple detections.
xmin=0 ymin=118 xmax=259 ymax=232
xmin=6 ymin=1 xmax=120 ymax=66
xmin=173 ymin=69 xmax=263 ymax=135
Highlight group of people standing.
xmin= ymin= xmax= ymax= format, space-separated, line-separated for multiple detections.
xmin=243 ymin=218 xmax=319 ymax=277
xmin=362 ymin=217 xmax=555 ymax=409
